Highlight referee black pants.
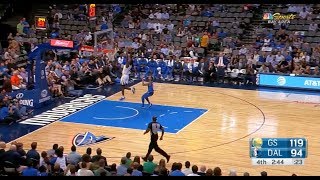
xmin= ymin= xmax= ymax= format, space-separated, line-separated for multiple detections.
xmin=145 ymin=134 xmax=169 ymax=159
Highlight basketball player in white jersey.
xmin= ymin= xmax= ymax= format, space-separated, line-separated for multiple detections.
xmin=120 ymin=56 xmax=135 ymax=101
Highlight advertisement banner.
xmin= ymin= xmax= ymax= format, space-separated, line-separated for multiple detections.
xmin=50 ymin=39 xmax=74 ymax=48
xmin=258 ymin=74 xmax=320 ymax=90
xmin=10 ymin=89 xmax=51 ymax=108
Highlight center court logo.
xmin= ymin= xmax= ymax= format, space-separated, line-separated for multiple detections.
xmin=72 ymin=132 xmax=114 ymax=147
xmin=277 ymin=76 xmax=286 ymax=86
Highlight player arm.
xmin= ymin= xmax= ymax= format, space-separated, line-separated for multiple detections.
xmin=144 ymin=123 xmax=151 ymax=134
xmin=143 ymin=128 xmax=150 ymax=135
xmin=160 ymin=126 xmax=164 ymax=139
xmin=142 ymin=79 xmax=150 ymax=86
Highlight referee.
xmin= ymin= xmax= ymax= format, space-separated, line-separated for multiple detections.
xmin=143 ymin=116 xmax=171 ymax=162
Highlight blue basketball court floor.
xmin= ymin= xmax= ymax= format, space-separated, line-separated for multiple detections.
xmin=61 ymin=100 xmax=208 ymax=134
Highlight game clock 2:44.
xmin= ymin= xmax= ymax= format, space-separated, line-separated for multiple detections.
xmin=272 ymin=159 xmax=284 ymax=165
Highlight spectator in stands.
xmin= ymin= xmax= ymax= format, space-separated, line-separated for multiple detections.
xmin=77 ymin=162 xmax=94 ymax=176
xmin=37 ymin=165 xmax=49 ymax=176
xmin=15 ymin=142 xmax=26 ymax=158
xmin=183 ymin=15 xmax=191 ymax=28
xmin=0 ymin=101 xmax=18 ymax=124
xmin=156 ymin=159 xmax=168 ymax=175
xmin=19 ymin=68 xmax=28 ymax=83
xmin=123 ymin=152 xmax=132 ymax=168
xmin=17 ymin=18 xmax=30 ymax=36
xmin=177 ymin=28 xmax=185 ymax=37
xmin=132 ymin=156 xmax=143 ymax=172
xmin=91 ymin=148 xmax=107 ymax=165
xmin=205 ymin=169 xmax=213 ymax=176
xmin=50 ymin=29 xmax=59 ymax=39
xmin=213 ymin=167 xmax=222 ymax=176
xmin=187 ymin=165 xmax=200 ymax=176
xmin=67 ymin=145 xmax=81 ymax=166
xmin=258 ymin=64 xmax=269 ymax=73
xmin=86 ymin=147 xmax=92 ymax=159
xmin=51 ymin=163 xmax=64 ymax=176
xmin=181 ymin=161 xmax=192 ymax=176
xmin=143 ymin=155 xmax=157 ymax=175
xmin=200 ymin=32 xmax=209 ymax=56
xmin=105 ymin=163 xmax=115 ymax=175
xmin=26 ymin=142 xmax=40 ymax=161
xmin=215 ymin=52 xmax=228 ymax=82
xmin=124 ymin=167 xmax=133 ymax=176
xmin=65 ymin=164 xmax=77 ymax=176
xmin=79 ymin=154 xmax=92 ymax=170
xmin=309 ymin=22 xmax=318 ymax=31
xmin=101 ymin=21 xmax=109 ymax=30
xmin=47 ymin=144 xmax=58 ymax=158
xmin=170 ymin=162 xmax=185 ymax=176
xmin=2 ymin=75 xmax=13 ymax=93
xmin=21 ymin=159 xmax=39 ymax=176
xmin=2 ymin=144 xmax=26 ymax=172
xmin=277 ymin=57 xmax=290 ymax=73
xmin=39 ymin=151 xmax=49 ymax=168
xmin=94 ymin=159 xmax=111 ymax=176
xmin=312 ymin=66 xmax=320 ymax=76
xmin=229 ymin=169 xmax=237 ymax=176
xmin=11 ymin=70 xmax=26 ymax=90
xmin=198 ymin=165 xmax=206 ymax=176
xmin=261 ymin=171 xmax=268 ymax=176
xmin=12 ymin=99 xmax=28 ymax=119
xmin=299 ymin=7 xmax=311 ymax=19
xmin=239 ymin=45 xmax=248 ymax=55
xmin=117 ymin=157 xmax=128 ymax=176
xmin=131 ymin=162 xmax=142 ymax=176
xmin=52 ymin=149 xmax=67 ymax=171
xmin=8 ymin=38 xmax=20 ymax=54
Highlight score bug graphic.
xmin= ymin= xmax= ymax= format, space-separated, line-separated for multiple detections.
xmin=250 ymin=138 xmax=307 ymax=166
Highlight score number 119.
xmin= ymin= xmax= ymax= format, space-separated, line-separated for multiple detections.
xmin=290 ymin=139 xmax=304 ymax=147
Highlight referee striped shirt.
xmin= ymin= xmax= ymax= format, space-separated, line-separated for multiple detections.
xmin=148 ymin=122 xmax=163 ymax=135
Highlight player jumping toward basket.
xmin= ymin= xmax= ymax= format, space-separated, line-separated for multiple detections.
xmin=141 ymin=74 xmax=154 ymax=108
xmin=120 ymin=57 xmax=135 ymax=101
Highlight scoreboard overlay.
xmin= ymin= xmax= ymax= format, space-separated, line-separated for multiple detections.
xmin=250 ymin=138 xmax=307 ymax=166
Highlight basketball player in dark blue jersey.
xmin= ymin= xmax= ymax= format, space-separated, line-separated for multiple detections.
xmin=141 ymin=75 xmax=154 ymax=108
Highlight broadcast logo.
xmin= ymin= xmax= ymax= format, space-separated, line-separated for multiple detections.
xmin=72 ymin=132 xmax=114 ymax=147
xmin=263 ymin=13 xmax=273 ymax=20
xmin=263 ymin=12 xmax=296 ymax=25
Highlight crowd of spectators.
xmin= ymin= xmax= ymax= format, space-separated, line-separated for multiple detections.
xmin=1 ymin=3 xmax=320 ymax=124
xmin=88 ymin=4 xmax=320 ymax=87
xmin=0 ymin=15 xmax=36 ymax=125
xmin=0 ymin=141 xmax=298 ymax=176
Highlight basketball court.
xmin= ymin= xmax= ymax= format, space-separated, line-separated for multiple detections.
xmin=7 ymin=82 xmax=320 ymax=176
